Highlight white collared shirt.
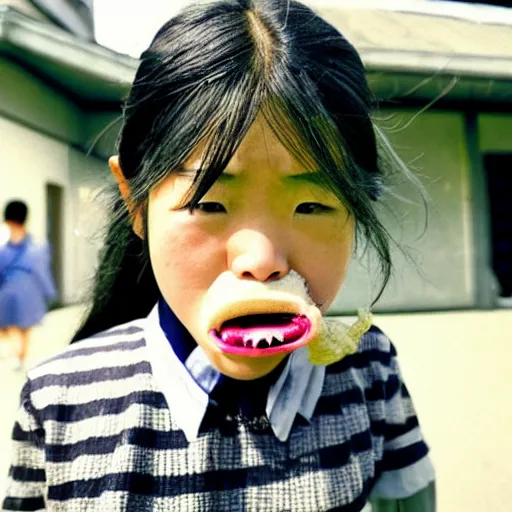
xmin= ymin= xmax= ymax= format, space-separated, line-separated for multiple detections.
xmin=144 ymin=304 xmax=326 ymax=442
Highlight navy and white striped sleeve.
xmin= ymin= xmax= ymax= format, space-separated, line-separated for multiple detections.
xmin=368 ymin=330 xmax=435 ymax=502
xmin=2 ymin=379 xmax=46 ymax=512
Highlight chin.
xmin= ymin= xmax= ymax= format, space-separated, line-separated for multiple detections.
xmin=210 ymin=351 xmax=288 ymax=381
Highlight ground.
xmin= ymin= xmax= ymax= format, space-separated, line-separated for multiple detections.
xmin=1 ymin=306 xmax=511 ymax=511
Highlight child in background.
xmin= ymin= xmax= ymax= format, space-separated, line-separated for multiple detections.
xmin=3 ymin=1 xmax=435 ymax=510
xmin=0 ymin=200 xmax=57 ymax=371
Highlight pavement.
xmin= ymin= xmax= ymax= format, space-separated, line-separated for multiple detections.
xmin=1 ymin=306 xmax=511 ymax=511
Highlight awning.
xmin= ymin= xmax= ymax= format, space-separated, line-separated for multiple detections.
xmin=1 ymin=5 xmax=511 ymax=104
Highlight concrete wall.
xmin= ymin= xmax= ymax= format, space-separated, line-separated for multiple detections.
xmin=331 ymin=109 xmax=475 ymax=313
xmin=0 ymin=116 xmax=108 ymax=303
xmin=0 ymin=116 xmax=70 ymax=244
xmin=478 ymin=113 xmax=512 ymax=153
xmin=375 ymin=310 xmax=512 ymax=512
xmin=0 ymin=59 xmax=82 ymax=144
xmin=0 ymin=57 xmax=111 ymax=304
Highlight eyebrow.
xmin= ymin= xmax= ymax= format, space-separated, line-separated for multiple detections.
xmin=175 ymin=166 xmax=236 ymax=183
xmin=285 ymin=171 xmax=330 ymax=188
xmin=176 ymin=166 xmax=328 ymax=187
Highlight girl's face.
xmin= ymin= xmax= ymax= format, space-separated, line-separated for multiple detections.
xmin=136 ymin=117 xmax=354 ymax=380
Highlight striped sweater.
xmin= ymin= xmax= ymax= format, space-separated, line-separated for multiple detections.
xmin=2 ymin=315 xmax=434 ymax=511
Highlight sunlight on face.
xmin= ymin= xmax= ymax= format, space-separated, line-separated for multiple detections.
xmin=147 ymin=116 xmax=355 ymax=379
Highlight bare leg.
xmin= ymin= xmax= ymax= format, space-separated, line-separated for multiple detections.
xmin=0 ymin=328 xmax=11 ymax=358
xmin=5 ymin=327 xmax=30 ymax=368
xmin=18 ymin=328 xmax=31 ymax=363
xmin=6 ymin=327 xmax=22 ymax=356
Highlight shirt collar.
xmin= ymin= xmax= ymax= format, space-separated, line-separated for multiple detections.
xmin=144 ymin=304 xmax=325 ymax=442
xmin=158 ymin=299 xmax=196 ymax=365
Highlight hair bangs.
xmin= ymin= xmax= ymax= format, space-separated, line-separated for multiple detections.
xmin=260 ymin=85 xmax=392 ymax=303
xmin=181 ymin=72 xmax=267 ymax=210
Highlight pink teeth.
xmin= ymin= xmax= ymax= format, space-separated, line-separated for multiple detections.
xmin=211 ymin=314 xmax=311 ymax=353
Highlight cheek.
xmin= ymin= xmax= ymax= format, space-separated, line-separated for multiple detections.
xmin=308 ymin=248 xmax=352 ymax=311
xmin=148 ymin=213 xmax=226 ymax=302
xmin=296 ymin=219 xmax=354 ymax=310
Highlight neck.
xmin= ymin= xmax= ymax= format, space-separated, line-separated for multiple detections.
xmin=8 ymin=224 xmax=27 ymax=244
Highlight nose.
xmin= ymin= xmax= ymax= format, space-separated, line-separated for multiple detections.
xmin=228 ymin=229 xmax=289 ymax=282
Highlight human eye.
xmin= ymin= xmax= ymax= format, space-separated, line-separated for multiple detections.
xmin=192 ymin=202 xmax=227 ymax=214
xmin=295 ymin=202 xmax=334 ymax=215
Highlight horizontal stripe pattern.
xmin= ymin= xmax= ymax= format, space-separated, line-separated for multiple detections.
xmin=3 ymin=320 xmax=433 ymax=511
xmin=11 ymin=423 xmax=43 ymax=444
xmin=30 ymin=338 xmax=148 ymax=376
xmin=8 ymin=467 xmax=45 ymax=483
xmin=3 ymin=396 xmax=46 ymax=512
xmin=29 ymin=360 xmax=152 ymax=391
xmin=88 ymin=324 xmax=144 ymax=339
xmin=31 ymin=372 xmax=154 ymax=410
xmin=380 ymin=441 xmax=429 ymax=472
xmin=45 ymin=426 xmax=188 ymax=463
xmin=46 ymin=336 xmax=146 ymax=362
xmin=28 ymin=323 xmax=146 ymax=378
xmin=2 ymin=496 xmax=45 ymax=511
xmin=40 ymin=390 xmax=168 ymax=425
xmin=29 ymin=323 xmax=145 ymax=367
xmin=2 ymin=480 xmax=45 ymax=499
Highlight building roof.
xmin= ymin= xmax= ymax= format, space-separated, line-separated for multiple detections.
xmin=320 ymin=6 xmax=512 ymax=80
xmin=0 ymin=0 xmax=94 ymax=39
xmin=0 ymin=6 xmax=133 ymax=103
xmin=28 ymin=0 xmax=94 ymax=41
xmin=310 ymin=0 xmax=512 ymax=26
xmin=0 ymin=4 xmax=511 ymax=105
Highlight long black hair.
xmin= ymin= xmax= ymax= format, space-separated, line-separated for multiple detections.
xmin=72 ymin=0 xmax=417 ymax=342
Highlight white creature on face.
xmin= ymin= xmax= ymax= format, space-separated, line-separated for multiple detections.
xmin=307 ymin=309 xmax=373 ymax=365
xmin=201 ymin=270 xmax=372 ymax=365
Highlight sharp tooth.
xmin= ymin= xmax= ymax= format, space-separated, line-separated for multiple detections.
xmin=275 ymin=333 xmax=284 ymax=343
xmin=265 ymin=334 xmax=274 ymax=345
xmin=258 ymin=338 xmax=270 ymax=348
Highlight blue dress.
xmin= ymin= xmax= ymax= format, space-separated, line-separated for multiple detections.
xmin=0 ymin=236 xmax=57 ymax=328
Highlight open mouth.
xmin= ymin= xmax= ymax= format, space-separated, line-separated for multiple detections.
xmin=209 ymin=313 xmax=312 ymax=357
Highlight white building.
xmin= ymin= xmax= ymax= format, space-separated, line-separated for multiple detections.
xmin=0 ymin=1 xmax=511 ymax=311
xmin=0 ymin=0 xmax=132 ymax=304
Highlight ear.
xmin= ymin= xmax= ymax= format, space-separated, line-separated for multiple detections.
xmin=109 ymin=156 xmax=144 ymax=239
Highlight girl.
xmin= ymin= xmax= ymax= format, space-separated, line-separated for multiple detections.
xmin=3 ymin=1 xmax=435 ymax=511
xmin=0 ymin=201 xmax=57 ymax=371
